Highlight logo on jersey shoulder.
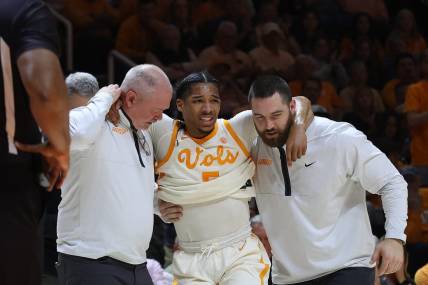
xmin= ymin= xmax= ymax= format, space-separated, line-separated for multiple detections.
xmin=112 ymin=127 xmax=128 ymax=134
xmin=257 ymin=159 xmax=272 ymax=166
xmin=177 ymin=145 xmax=238 ymax=169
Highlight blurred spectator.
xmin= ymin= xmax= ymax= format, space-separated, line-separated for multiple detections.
xmin=199 ymin=21 xmax=253 ymax=84
xmin=169 ymin=0 xmax=199 ymax=51
xmin=191 ymin=0 xmax=226 ymax=27
xmin=208 ymin=62 xmax=248 ymax=118
xmin=277 ymin=17 xmax=301 ymax=57
xmin=340 ymin=60 xmax=384 ymax=114
xmin=254 ymin=0 xmax=300 ymax=55
xmin=372 ymin=112 xmax=405 ymax=168
xmin=339 ymin=13 xmax=384 ymax=64
xmin=289 ymin=55 xmax=343 ymax=118
xmin=115 ymin=0 xmax=166 ymax=62
xmin=249 ymin=22 xmax=295 ymax=79
xmin=254 ymin=0 xmax=280 ymax=38
xmin=382 ymin=53 xmax=418 ymax=113
xmin=289 ymin=54 xmax=317 ymax=82
xmin=146 ymin=25 xmax=201 ymax=82
xmin=108 ymin=0 xmax=138 ymax=22
xmin=301 ymin=77 xmax=343 ymax=119
xmin=301 ymin=77 xmax=322 ymax=103
xmin=311 ymin=36 xmax=349 ymax=89
xmin=196 ymin=0 xmax=255 ymax=52
xmin=153 ymin=0 xmax=174 ymax=22
xmin=295 ymin=0 xmax=344 ymax=39
xmin=349 ymin=38 xmax=384 ymax=88
xmin=337 ymin=0 xmax=389 ymax=23
xmin=404 ymin=50 xmax=428 ymax=185
xmin=63 ymin=0 xmax=118 ymax=73
xmin=391 ymin=9 xmax=427 ymax=56
xmin=383 ymin=34 xmax=408 ymax=83
xmin=343 ymin=86 xmax=379 ymax=137
xmin=66 ymin=72 xmax=99 ymax=110
xmin=293 ymin=9 xmax=323 ymax=53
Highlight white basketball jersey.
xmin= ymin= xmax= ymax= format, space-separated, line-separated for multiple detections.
xmin=155 ymin=118 xmax=255 ymax=205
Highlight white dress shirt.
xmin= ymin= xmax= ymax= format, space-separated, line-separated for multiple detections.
xmin=57 ymin=91 xmax=155 ymax=264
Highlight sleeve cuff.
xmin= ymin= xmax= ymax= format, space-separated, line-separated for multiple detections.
xmin=384 ymin=233 xmax=407 ymax=245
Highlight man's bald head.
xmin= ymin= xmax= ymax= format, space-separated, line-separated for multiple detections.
xmin=120 ymin=64 xmax=172 ymax=129
xmin=121 ymin=64 xmax=172 ymax=98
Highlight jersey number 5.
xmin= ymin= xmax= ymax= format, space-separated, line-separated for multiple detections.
xmin=202 ymin=171 xmax=219 ymax=182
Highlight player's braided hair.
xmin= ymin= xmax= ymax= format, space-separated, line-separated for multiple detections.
xmin=173 ymin=71 xmax=219 ymax=125
xmin=174 ymin=71 xmax=218 ymax=100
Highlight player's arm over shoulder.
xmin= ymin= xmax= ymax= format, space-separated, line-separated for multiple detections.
xmin=229 ymin=110 xmax=257 ymax=145
xmin=149 ymin=113 xmax=176 ymax=160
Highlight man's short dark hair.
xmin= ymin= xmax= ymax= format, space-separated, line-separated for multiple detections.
xmin=248 ymin=75 xmax=292 ymax=103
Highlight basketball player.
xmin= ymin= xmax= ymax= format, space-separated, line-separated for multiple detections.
xmin=148 ymin=71 xmax=313 ymax=284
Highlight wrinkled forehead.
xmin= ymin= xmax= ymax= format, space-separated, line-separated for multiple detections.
xmin=251 ymin=93 xmax=288 ymax=114
xmin=143 ymin=85 xmax=172 ymax=108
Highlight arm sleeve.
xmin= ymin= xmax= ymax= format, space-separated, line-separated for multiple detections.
xmin=341 ymin=127 xmax=400 ymax=191
xmin=148 ymin=113 xmax=174 ymax=161
xmin=340 ymin=127 xmax=407 ymax=241
xmin=379 ymin=175 xmax=408 ymax=242
xmin=229 ymin=110 xmax=258 ymax=147
xmin=69 ymin=90 xmax=114 ymax=150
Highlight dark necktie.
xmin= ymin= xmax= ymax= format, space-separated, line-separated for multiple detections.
xmin=121 ymin=108 xmax=145 ymax=168
xmin=277 ymin=147 xmax=291 ymax=196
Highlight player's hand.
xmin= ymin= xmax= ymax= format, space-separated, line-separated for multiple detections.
xmin=106 ymin=100 xmax=122 ymax=126
xmin=100 ymin=84 xmax=121 ymax=126
xmin=285 ymin=123 xmax=307 ymax=166
xmin=159 ymin=200 xmax=183 ymax=223
xmin=15 ymin=141 xmax=69 ymax=191
xmin=371 ymin=238 xmax=404 ymax=276
xmin=100 ymin=84 xmax=121 ymax=102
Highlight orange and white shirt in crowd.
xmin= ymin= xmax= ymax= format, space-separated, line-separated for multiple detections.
xmin=404 ymin=80 xmax=428 ymax=166
xmin=249 ymin=46 xmax=295 ymax=75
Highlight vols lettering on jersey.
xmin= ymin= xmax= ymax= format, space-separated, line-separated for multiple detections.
xmin=178 ymin=145 xmax=239 ymax=169
xmin=156 ymin=120 xmax=255 ymax=205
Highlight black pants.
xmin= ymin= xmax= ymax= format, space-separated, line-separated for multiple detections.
xmin=275 ymin=267 xmax=375 ymax=285
xmin=56 ymin=253 xmax=154 ymax=285
xmin=0 ymin=158 xmax=44 ymax=285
